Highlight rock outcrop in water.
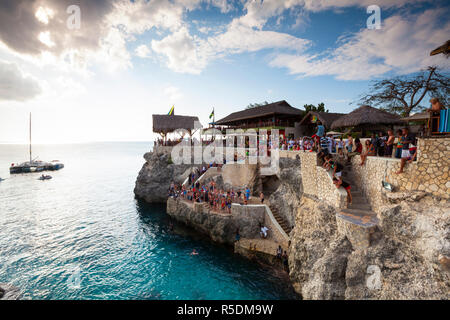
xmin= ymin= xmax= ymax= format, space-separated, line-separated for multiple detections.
xmin=288 ymin=194 xmax=450 ymax=300
xmin=0 ymin=283 xmax=21 ymax=300
xmin=134 ymin=149 xmax=197 ymax=203
xmin=166 ymin=197 xmax=265 ymax=244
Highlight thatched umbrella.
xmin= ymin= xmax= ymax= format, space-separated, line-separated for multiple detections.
xmin=430 ymin=40 xmax=450 ymax=57
xmin=331 ymin=105 xmax=402 ymax=131
xmin=152 ymin=114 xmax=200 ymax=143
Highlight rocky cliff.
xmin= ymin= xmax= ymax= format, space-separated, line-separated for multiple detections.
xmin=166 ymin=197 xmax=265 ymax=244
xmin=134 ymin=150 xmax=197 ymax=203
xmin=288 ymin=193 xmax=450 ymax=300
xmin=268 ymin=156 xmax=303 ymax=231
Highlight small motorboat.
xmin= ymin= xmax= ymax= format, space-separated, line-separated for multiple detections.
xmin=0 ymin=177 xmax=4 ymax=182
xmin=38 ymin=175 xmax=52 ymax=181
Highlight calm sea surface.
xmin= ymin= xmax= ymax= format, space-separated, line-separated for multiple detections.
xmin=0 ymin=142 xmax=295 ymax=300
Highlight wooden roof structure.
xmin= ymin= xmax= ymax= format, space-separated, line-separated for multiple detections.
xmin=215 ymin=100 xmax=303 ymax=125
xmin=152 ymin=114 xmax=200 ymax=134
xmin=331 ymin=105 xmax=402 ymax=129
xmin=298 ymin=111 xmax=346 ymax=129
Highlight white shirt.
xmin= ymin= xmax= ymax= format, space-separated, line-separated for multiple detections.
xmin=261 ymin=226 xmax=269 ymax=235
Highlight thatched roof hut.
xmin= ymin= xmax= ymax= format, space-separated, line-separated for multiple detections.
xmin=331 ymin=105 xmax=402 ymax=130
xmin=401 ymin=112 xmax=429 ymax=122
xmin=152 ymin=114 xmax=200 ymax=135
xmin=430 ymin=40 xmax=450 ymax=57
xmin=215 ymin=100 xmax=303 ymax=125
xmin=298 ymin=111 xmax=345 ymax=129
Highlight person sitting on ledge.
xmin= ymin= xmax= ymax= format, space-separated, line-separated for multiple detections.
xmin=428 ymin=98 xmax=444 ymax=133
xmin=396 ymin=128 xmax=416 ymax=174
xmin=260 ymin=223 xmax=269 ymax=239
xmin=360 ymin=140 xmax=375 ymax=166
xmin=347 ymin=138 xmax=362 ymax=161
xmin=333 ymin=177 xmax=352 ymax=205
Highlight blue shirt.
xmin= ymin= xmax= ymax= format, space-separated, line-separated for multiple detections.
xmin=316 ymin=125 xmax=325 ymax=137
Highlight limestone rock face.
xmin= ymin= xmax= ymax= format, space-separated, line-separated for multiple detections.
xmin=134 ymin=150 xmax=197 ymax=203
xmin=268 ymin=156 xmax=303 ymax=229
xmin=0 ymin=283 xmax=21 ymax=300
xmin=288 ymin=195 xmax=450 ymax=300
xmin=166 ymin=198 xmax=265 ymax=244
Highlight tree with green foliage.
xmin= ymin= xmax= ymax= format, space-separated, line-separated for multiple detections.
xmin=246 ymin=101 xmax=271 ymax=109
xmin=303 ymin=102 xmax=328 ymax=113
xmin=359 ymin=66 xmax=449 ymax=117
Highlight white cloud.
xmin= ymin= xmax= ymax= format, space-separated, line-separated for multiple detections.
xmin=0 ymin=60 xmax=42 ymax=102
xmin=35 ymin=6 xmax=55 ymax=25
xmin=270 ymin=9 xmax=450 ymax=80
xmin=135 ymin=44 xmax=151 ymax=58
xmin=207 ymin=0 xmax=234 ymax=13
xmin=151 ymin=27 xmax=208 ymax=74
xmin=164 ymin=85 xmax=183 ymax=101
xmin=151 ymin=19 xmax=311 ymax=74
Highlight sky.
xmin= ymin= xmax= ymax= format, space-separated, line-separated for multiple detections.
xmin=0 ymin=0 xmax=449 ymax=143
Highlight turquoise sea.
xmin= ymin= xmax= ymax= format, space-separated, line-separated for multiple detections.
xmin=0 ymin=142 xmax=295 ymax=300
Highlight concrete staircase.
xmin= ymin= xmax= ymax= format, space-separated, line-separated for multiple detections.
xmin=336 ymin=162 xmax=380 ymax=249
xmin=269 ymin=205 xmax=292 ymax=235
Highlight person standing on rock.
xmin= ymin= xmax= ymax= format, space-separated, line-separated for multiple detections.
xmin=259 ymin=192 xmax=265 ymax=203
xmin=276 ymin=245 xmax=282 ymax=259
xmin=396 ymin=128 xmax=416 ymax=174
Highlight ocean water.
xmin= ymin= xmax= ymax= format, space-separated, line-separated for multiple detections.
xmin=0 ymin=142 xmax=295 ymax=300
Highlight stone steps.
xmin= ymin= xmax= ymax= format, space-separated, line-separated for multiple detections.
xmin=334 ymin=159 xmax=381 ymax=249
xmin=350 ymin=195 xmax=367 ymax=204
xmin=269 ymin=206 xmax=291 ymax=235
xmin=348 ymin=203 xmax=372 ymax=211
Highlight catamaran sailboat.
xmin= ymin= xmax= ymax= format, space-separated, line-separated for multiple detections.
xmin=9 ymin=113 xmax=64 ymax=174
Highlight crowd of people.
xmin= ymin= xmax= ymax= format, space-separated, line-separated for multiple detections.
xmin=168 ymin=175 xmax=259 ymax=214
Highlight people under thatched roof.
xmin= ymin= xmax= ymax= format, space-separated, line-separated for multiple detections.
xmin=331 ymin=105 xmax=402 ymax=130
xmin=152 ymin=114 xmax=200 ymax=134
xmin=215 ymin=100 xmax=303 ymax=126
xmin=298 ymin=111 xmax=345 ymax=129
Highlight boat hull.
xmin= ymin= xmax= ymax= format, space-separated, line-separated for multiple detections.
xmin=9 ymin=162 xmax=64 ymax=174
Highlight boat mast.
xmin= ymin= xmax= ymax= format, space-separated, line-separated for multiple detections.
xmin=29 ymin=112 xmax=32 ymax=163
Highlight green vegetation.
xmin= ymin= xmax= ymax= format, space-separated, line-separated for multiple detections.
xmin=303 ymin=102 xmax=329 ymax=113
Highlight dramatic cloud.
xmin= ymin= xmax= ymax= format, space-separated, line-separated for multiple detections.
xmin=0 ymin=0 xmax=114 ymax=56
xmin=151 ymin=18 xmax=311 ymax=74
xmin=0 ymin=61 xmax=42 ymax=102
xmin=0 ymin=0 xmax=444 ymax=79
xmin=270 ymin=9 xmax=450 ymax=80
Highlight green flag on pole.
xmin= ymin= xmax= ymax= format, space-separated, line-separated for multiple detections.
xmin=209 ymin=108 xmax=214 ymax=119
